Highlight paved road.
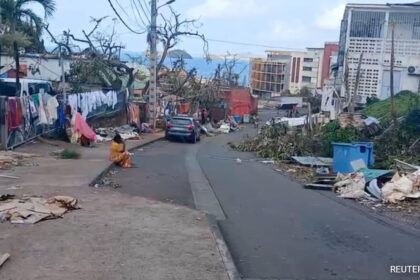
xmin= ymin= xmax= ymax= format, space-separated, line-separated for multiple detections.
xmin=115 ymin=113 xmax=420 ymax=280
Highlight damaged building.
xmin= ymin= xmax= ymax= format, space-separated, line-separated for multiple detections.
xmin=336 ymin=2 xmax=420 ymax=103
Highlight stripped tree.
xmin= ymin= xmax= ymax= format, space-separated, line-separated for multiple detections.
xmin=45 ymin=17 xmax=135 ymax=92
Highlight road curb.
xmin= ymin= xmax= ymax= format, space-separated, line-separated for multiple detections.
xmin=207 ymin=215 xmax=241 ymax=280
xmin=89 ymin=136 xmax=164 ymax=187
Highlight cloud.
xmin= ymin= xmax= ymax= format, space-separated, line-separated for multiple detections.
xmin=270 ymin=21 xmax=308 ymax=43
xmin=187 ymin=0 xmax=272 ymax=19
xmin=315 ymin=4 xmax=346 ymax=30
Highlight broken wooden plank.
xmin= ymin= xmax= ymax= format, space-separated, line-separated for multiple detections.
xmin=0 ymin=253 xmax=10 ymax=268
xmin=304 ymin=183 xmax=335 ymax=191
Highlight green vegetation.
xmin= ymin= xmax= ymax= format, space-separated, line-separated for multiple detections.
xmin=321 ymin=121 xmax=364 ymax=157
xmin=0 ymin=0 xmax=56 ymax=53
xmin=60 ymin=149 xmax=81 ymax=160
xmin=361 ymin=91 xmax=420 ymax=125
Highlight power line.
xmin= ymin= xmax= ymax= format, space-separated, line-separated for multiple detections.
xmin=141 ymin=0 xmax=150 ymax=12
xmin=131 ymin=0 xmax=148 ymax=27
xmin=107 ymin=0 xmax=146 ymax=34
xmin=137 ymin=0 xmax=151 ymax=23
xmin=115 ymin=0 xmax=134 ymax=24
xmin=203 ymin=38 xmax=304 ymax=51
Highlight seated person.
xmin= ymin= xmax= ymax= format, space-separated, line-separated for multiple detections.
xmin=109 ymin=133 xmax=132 ymax=168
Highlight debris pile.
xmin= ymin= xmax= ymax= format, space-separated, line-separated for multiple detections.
xmin=0 ymin=195 xmax=79 ymax=224
xmin=95 ymin=124 xmax=141 ymax=142
xmin=381 ymin=171 xmax=420 ymax=203
xmin=334 ymin=169 xmax=420 ymax=204
xmin=232 ymin=124 xmax=321 ymax=160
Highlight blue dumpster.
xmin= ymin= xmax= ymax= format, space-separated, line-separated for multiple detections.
xmin=332 ymin=142 xmax=374 ymax=173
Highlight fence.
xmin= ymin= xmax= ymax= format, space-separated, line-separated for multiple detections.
xmin=0 ymin=90 xmax=127 ymax=150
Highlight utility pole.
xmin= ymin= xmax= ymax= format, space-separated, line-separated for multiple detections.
xmin=60 ymin=46 xmax=67 ymax=103
xmin=149 ymin=0 xmax=158 ymax=129
xmin=390 ymin=22 xmax=397 ymax=126
xmin=13 ymin=42 xmax=20 ymax=96
xmin=352 ymin=52 xmax=364 ymax=113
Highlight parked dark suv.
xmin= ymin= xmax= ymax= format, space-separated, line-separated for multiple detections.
xmin=165 ymin=116 xmax=201 ymax=143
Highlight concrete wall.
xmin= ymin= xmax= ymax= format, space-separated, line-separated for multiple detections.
xmin=0 ymin=54 xmax=70 ymax=82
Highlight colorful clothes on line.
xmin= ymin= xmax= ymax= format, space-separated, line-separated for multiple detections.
xmin=7 ymin=98 xmax=23 ymax=131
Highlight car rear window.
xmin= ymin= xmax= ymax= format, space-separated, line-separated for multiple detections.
xmin=171 ymin=118 xmax=192 ymax=125
xmin=0 ymin=81 xmax=18 ymax=97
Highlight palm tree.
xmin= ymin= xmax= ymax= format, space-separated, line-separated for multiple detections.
xmin=0 ymin=0 xmax=56 ymax=94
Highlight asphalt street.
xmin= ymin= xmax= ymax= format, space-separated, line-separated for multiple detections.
xmin=114 ymin=111 xmax=420 ymax=280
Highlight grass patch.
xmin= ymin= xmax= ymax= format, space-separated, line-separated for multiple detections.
xmin=60 ymin=149 xmax=81 ymax=159
xmin=361 ymin=91 xmax=420 ymax=125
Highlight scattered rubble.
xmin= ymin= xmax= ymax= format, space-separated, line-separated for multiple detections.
xmin=96 ymin=169 xmax=121 ymax=188
xmin=95 ymin=124 xmax=141 ymax=142
xmin=0 ymin=195 xmax=79 ymax=224
xmin=0 ymin=151 xmax=39 ymax=170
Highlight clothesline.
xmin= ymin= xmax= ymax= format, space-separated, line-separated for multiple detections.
xmin=67 ymin=91 xmax=118 ymax=120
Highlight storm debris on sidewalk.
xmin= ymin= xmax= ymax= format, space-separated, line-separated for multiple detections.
xmin=335 ymin=172 xmax=366 ymax=199
xmin=95 ymin=124 xmax=141 ymax=142
xmin=0 ymin=152 xmax=39 ymax=170
xmin=0 ymin=195 xmax=79 ymax=224
xmin=333 ymin=168 xmax=420 ymax=203
xmin=231 ymin=123 xmax=320 ymax=160
xmin=382 ymin=170 xmax=420 ymax=203
xmin=96 ymin=169 xmax=121 ymax=188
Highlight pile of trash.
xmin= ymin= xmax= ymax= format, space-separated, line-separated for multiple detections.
xmin=201 ymin=116 xmax=240 ymax=136
xmin=0 ymin=195 xmax=79 ymax=224
xmin=96 ymin=124 xmax=141 ymax=142
xmin=232 ymin=124 xmax=320 ymax=160
xmin=335 ymin=169 xmax=420 ymax=204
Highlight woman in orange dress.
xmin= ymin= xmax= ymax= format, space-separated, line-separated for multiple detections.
xmin=109 ymin=133 xmax=132 ymax=168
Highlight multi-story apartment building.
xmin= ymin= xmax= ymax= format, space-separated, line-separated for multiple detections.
xmin=337 ymin=2 xmax=420 ymax=102
xmin=250 ymin=49 xmax=324 ymax=97
xmin=321 ymin=42 xmax=339 ymax=86
xmin=249 ymin=55 xmax=288 ymax=98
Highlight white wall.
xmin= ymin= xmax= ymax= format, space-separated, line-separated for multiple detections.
xmin=0 ymin=55 xmax=70 ymax=82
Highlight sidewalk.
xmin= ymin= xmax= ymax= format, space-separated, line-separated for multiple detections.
xmin=0 ymin=134 xmax=229 ymax=280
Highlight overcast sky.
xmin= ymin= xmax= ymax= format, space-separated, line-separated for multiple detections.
xmin=40 ymin=0 xmax=412 ymax=57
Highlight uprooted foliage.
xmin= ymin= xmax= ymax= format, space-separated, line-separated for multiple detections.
xmin=231 ymin=124 xmax=322 ymax=160
xmin=374 ymin=109 xmax=420 ymax=168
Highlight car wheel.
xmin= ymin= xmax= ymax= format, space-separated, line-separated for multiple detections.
xmin=191 ymin=133 xmax=197 ymax=144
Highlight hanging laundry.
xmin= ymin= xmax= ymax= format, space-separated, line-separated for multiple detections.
xmin=67 ymin=93 xmax=78 ymax=113
xmin=74 ymin=112 xmax=96 ymax=142
xmin=7 ymin=98 xmax=23 ymax=131
xmin=37 ymin=93 xmax=48 ymax=125
xmin=47 ymin=96 xmax=59 ymax=123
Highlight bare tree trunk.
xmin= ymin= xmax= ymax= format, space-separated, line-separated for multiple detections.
xmin=390 ymin=23 xmax=397 ymax=126
xmin=344 ymin=52 xmax=350 ymax=111
xmin=351 ymin=52 xmax=364 ymax=113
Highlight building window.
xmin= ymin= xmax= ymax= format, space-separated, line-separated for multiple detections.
xmin=303 ymin=66 xmax=312 ymax=71
xmin=303 ymin=58 xmax=313 ymax=63
xmin=302 ymin=76 xmax=312 ymax=83
xmin=350 ymin=11 xmax=385 ymax=38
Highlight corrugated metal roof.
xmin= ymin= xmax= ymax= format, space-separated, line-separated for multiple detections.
xmin=292 ymin=156 xmax=333 ymax=167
